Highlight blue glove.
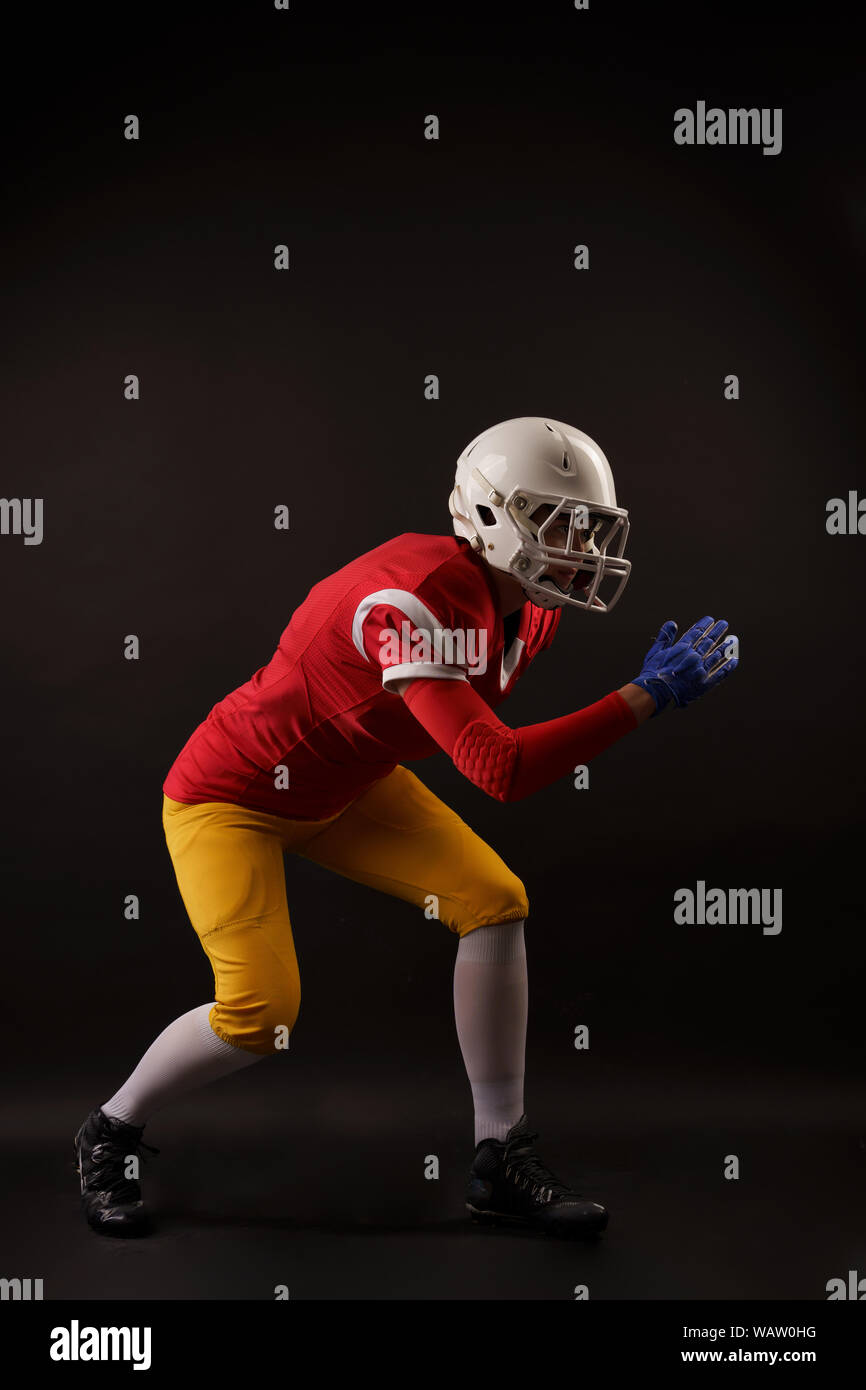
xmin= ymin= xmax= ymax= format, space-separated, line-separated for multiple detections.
xmin=633 ymin=616 xmax=738 ymax=715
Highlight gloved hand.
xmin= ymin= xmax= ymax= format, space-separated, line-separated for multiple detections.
xmin=632 ymin=616 xmax=738 ymax=715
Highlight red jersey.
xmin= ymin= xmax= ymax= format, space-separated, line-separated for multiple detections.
xmin=163 ymin=533 xmax=561 ymax=819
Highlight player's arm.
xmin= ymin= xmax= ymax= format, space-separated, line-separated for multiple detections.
xmin=397 ymin=677 xmax=637 ymax=802
xmin=396 ymin=615 xmax=738 ymax=803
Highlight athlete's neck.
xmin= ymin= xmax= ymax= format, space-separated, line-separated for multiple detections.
xmin=486 ymin=565 xmax=527 ymax=617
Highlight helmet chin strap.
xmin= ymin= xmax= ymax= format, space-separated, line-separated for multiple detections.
xmin=520 ymin=577 xmax=567 ymax=609
xmin=523 ymin=561 xmax=595 ymax=607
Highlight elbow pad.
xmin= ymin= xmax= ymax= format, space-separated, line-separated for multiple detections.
xmin=452 ymin=719 xmax=521 ymax=802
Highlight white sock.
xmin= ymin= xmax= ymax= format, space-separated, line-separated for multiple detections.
xmin=100 ymin=1003 xmax=264 ymax=1128
xmin=453 ymin=920 xmax=527 ymax=1146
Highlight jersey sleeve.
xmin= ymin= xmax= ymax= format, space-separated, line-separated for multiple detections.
xmin=401 ymin=673 xmax=638 ymax=801
xmin=350 ymin=588 xmax=474 ymax=692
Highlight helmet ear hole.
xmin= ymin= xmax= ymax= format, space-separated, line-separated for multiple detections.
xmin=475 ymin=505 xmax=497 ymax=527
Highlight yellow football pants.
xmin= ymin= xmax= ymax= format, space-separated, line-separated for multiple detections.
xmin=162 ymin=764 xmax=529 ymax=1055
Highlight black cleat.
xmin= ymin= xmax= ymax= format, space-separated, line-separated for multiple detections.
xmin=466 ymin=1113 xmax=609 ymax=1239
xmin=72 ymin=1108 xmax=159 ymax=1237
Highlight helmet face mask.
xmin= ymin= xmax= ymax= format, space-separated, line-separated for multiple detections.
xmin=449 ymin=417 xmax=632 ymax=613
xmin=504 ymin=490 xmax=630 ymax=612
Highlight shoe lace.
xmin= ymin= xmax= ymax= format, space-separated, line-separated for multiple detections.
xmin=503 ymin=1130 xmax=572 ymax=1202
xmin=88 ymin=1135 xmax=160 ymax=1205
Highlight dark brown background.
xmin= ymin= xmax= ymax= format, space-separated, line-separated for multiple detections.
xmin=1 ymin=0 xmax=863 ymax=1300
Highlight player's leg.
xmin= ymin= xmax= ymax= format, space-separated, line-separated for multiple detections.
xmin=100 ymin=1005 xmax=262 ymax=1129
xmin=293 ymin=764 xmax=529 ymax=1144
xmin=74 ymin=796 xmax=303 ymax=1236
xmin=158 ymin=797 xmax=303 ymax=1057
xmin=452 ymin=919 xmax=528 ymax=1143
xmin=294 ymin=766 xmax=608 ymax=1237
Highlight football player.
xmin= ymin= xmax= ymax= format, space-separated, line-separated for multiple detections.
xmin=73 ymin=416 xmax=737 ymax=1240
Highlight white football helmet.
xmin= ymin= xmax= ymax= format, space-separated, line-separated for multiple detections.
xmin=448 ymin=416 xmax=631 ymax=612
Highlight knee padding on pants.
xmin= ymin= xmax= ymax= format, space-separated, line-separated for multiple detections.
xmin=209 ymin=981 xmax=301 ymax=1056
xmin=202 ymin=919 xmax=301 ymax=1056
xmin=446 ymin=867 xmax=529 ymax=937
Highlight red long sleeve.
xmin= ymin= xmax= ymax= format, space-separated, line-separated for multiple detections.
xmin=401 ymin=676 xmax=638 ymax=802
